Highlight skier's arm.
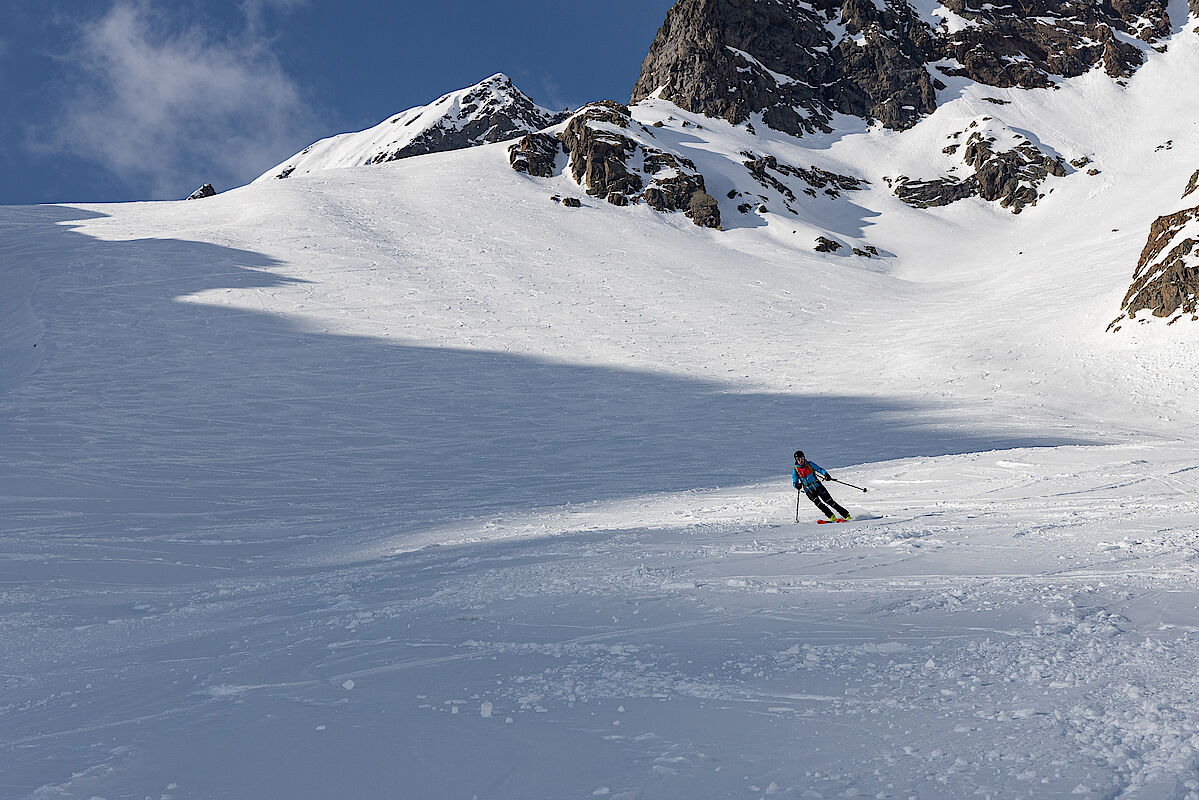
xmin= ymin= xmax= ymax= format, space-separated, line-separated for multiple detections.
xmin=810 ymin=461 xmax=832 ymax=480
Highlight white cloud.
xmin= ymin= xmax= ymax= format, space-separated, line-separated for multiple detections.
xmin=49 ymin=1 xmax=321 ymax=198
xmin=240 ymin=0 xmax=308 ymax=34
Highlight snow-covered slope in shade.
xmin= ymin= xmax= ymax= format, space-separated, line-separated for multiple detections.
xmin=5 ymin=20 xmax=1199 ymax=800
xmin=258 ymin=73 xmax=566 ymax=181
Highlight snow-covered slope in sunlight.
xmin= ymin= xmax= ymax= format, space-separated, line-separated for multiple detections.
xmin=3 ymin=20 xmax=1199 ymax=800
xmin=257 ymin=73 xmax=566 ymax=181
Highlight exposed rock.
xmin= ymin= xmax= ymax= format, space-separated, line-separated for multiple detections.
xmin=560 ymin=101 xmax=645 ymax=200
xmin=894 ymin=119 xmax=1066 ymax=213
xmin=815 ymin=236 xmax=843 ymax=252
xmin=687 ymin=191 xmax=722 ymax=228
xmin=632 ymin=0 xmax=938 ymax=136
xmin=741 ymin=152 xmax=866 ymax=214
xmin=508 ymin=133 xmax=562 ymax=178
xmin=1110 ymin=206 xmax=1199 ymax=328
xmin=186 ymin=184 xmax=216 ymax=200
xmin=894 ymin=176 xmax=979 ymax=208
xmin=562 ymin=197 xmax=582 ymax=208
xmin=1184 ymin=170 xmax=1199 ymax=198
xmin=938 ymin=0 xmax=1165 ymax=87
xmin=632 ymin=0 xmax=1171 ymax=138
xmin=528 ymin=101 xmax=721 ymax=229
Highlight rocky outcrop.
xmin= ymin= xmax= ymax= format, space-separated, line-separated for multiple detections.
xmin=1184 ymin=170 xmax=1199 ymax=199
xmin=560 ymin=102 xmax=646 ymax=199
xmin=511 ymin=101 xmax=722 ymax=229
xmin=186 ymin=184 xmax=216 ymax=200
xmin=894 ymin=118 xmax=1066 ymax=214
xmin=508 ymin=133 xmax=562 ymax=178
xmin=1110 ymin=206 xmax=1199 ymax=329
xmin=742 ymin=153 xmax=866 ymax=213
xmin=632 ymin=0 xmax=1172 ymax=138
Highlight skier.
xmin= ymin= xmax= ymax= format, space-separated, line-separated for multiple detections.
xmin=793 ymin=450 xmax=851 ymax=521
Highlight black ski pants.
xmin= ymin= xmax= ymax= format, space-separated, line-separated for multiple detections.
xmin=803 ymin=483 xmax=848 ymax=519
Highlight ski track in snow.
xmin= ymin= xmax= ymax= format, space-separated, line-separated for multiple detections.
xmin=4 ymin=30 xmax=1199 ymax=800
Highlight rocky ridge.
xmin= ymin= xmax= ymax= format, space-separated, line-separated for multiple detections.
xmin=259 ymin=74 xmax=567 ymax=182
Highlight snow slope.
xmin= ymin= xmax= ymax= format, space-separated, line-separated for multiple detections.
xmin=3 ymin=24 xmax=1199 ymax=800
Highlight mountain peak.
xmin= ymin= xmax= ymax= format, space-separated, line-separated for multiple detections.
xmin=259 ymin=74 xmax=568 ymax=181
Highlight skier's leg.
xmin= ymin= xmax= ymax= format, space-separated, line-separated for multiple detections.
xmin=817 ymin=485 xmax=849 ymax=518
xmin=805 ymin=490 xmax=836 ymax=519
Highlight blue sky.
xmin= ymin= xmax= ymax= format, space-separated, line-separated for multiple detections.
xmin=0 ymin=0 xmax=676 ymax=205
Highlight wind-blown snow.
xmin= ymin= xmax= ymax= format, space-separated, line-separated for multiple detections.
xmin=2 ymin=23 xmax=1199 ymax=800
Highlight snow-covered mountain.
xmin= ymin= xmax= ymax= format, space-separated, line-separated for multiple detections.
xmin=5 ymin=2 xmax=1199 ymax=799
xmin=258 ymin=72 xmax=567 ymax=181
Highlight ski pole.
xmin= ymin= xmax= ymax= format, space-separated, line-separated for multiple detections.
xmin=795 ymin=490 xmax=801 ymax=523
xmin=827 ymin=476 xmax=868 ymax=493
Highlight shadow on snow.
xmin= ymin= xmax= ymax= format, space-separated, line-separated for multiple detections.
xmin=0 ymin=205 xmax=1100 ymax=570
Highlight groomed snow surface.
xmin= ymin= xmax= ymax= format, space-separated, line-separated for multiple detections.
xmin=4 ymin=33 xmax=1199 ymax=800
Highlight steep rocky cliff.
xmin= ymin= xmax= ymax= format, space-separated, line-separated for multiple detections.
xmin=631 ymin=0 xmax=939 ymax=135
xmin=632 ymin=0 xmax=1174 ymax=137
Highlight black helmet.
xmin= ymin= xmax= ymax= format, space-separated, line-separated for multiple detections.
xmin=794 ymin=450 xmax=805 ymax=461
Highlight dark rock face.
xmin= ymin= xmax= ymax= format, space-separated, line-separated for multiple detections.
xmin=633 ymin=0 xmax=1172 ymax=137
xmin=815 ymin=236 xmax=843 ymax=252
xmin=186 ymin=184 xmax=216 ymax=200
xmin=938 ymin=0 xmax=1166 ymax=88
xmin=517 ymin=101 xmax=722 ymax=229
xmin=632 ymin=0 xmax=938 ymax=135
xmin=894 ymin=119 xmax=1066 ymax=214
xmin=1110 ymin=207 xmax=1199 ymax=328
xmin=560 ymin=102 xmax=646 ymax=200
xmin=687 ymin=191 xmax=722 ymax=228
xmin=508 ymin=133 xmax=562 ymax=178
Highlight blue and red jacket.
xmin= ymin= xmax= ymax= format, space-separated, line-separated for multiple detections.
xmin=793 ymin=460 xmax=830 ymax=491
